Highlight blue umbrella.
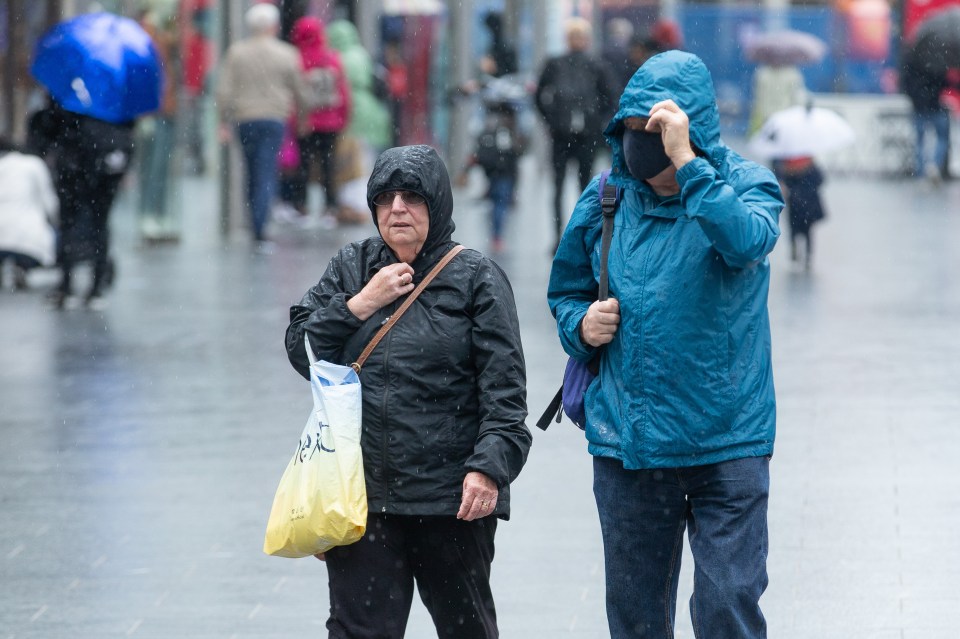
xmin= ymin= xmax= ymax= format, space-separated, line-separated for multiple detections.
xmin=31 ymin=12 xmax=163 ymax=123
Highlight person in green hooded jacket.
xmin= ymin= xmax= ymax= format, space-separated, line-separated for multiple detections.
xmin=548 ymin=50 xmax=783 ymax=638
xmin=325 ymin=20 xmax=391 ymax=153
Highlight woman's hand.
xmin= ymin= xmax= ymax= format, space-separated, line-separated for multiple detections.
xmin=457 ymin=471 xmax=499 ymax=521
xmin=346 ymin=263 xmax=415 ymax=321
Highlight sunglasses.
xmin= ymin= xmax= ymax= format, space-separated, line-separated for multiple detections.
xmin=372 ymin=190 xmax=427 ymax=207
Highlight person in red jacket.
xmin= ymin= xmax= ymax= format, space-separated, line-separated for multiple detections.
xmin=289 ymin=16 xmax=351 ymax=219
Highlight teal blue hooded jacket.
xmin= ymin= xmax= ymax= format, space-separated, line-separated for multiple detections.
xmin=547 ymin=51 xmax=783 ymax=469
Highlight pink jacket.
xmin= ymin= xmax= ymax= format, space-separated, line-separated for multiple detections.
xmin=291 ymin=17 xmax=351 ymax=133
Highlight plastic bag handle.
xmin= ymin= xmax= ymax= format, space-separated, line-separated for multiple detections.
xmin=304 ymin=334 xmax=318 ymax=367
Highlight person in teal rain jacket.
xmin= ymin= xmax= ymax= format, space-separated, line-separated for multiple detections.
xmin=547 ymin=51 xmax=783 ymax=639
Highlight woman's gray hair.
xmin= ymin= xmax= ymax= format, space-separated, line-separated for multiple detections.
xmin=245 ymin=3 xmax=280 ymax=35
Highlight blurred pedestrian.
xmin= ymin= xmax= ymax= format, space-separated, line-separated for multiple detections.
xmin=381 ymin=39 xmax=408 ymax=147
xmin=181 ymin=0 xmax=213 ymax=175
xmin=288 ymin=16 xmax=351 ymax=222
xmin=327 ymin=20 xmax=392 ymax=157
xmin=326 ymin=19 xmax=392 ymax=227
xmin=28 ymin=99 xmax=134 ymax=309
xmin=464 ymin=101 xmax=527 ymax=252
xmin=601 ymin=17 xmax=636 ymax=96
xmin=0 ymin=137 xmax=58 ymax=291
xmin=216 ymin=3 xmax=306 ymax=251
xmin=649 ymin=18 xmax=684 ymax=52
xmin=548 ymin=51 xmax=782 ymax=639
xmin=285 ymin=145 xmax=531 ymax=639
xmin=774 ymin=155 xmax=825 ymax=270
xmin=748 ymin=62 xmax=807 ymax=136
xmin=627 ymin=34 xmax=659 ymax=72
xmin=480 ymin=12 xmax=518 ymax=78
xmin=137 ymin=9 xmax=180 ymax=243
xmin=535 ymin=17 xmax=617 ymax=252
xmin=901 ymin=56 xmax=949 ymax=182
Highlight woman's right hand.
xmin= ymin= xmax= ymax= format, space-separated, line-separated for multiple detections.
xmin=346 ymin=263 xmax=416 ymax=321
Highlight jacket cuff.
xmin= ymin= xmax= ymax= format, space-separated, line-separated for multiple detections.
xmin=562 ymin=314 xmax=595 ymax=360
xmin=675 ymin=156 xmax=709 ymax=187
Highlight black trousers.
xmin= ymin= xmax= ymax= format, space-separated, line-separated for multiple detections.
xmin=56 ymin=165 xmax=125 ymax=295
xmin=550 ymin=133 xmax=598 ymax=244
xmin=324 ymin=514 xmax=499 ymax=639
xmin=294 ymin=131 xmax=339 ymax=210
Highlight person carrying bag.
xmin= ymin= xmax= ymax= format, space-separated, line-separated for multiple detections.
xmin=265 ymin=244 xmax=466 ymax=558
xmin=283 ymin=145 xmax=531 ymax=639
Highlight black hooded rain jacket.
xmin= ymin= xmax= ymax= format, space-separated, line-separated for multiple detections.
xmin=285 ymin=145 xmax=531 ymax=518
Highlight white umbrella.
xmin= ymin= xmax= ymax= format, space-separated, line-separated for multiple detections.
xmin=748 ymin=105 xmax=856 ymax=159
xmin=743 ymin=29 xmax=828 ymax=66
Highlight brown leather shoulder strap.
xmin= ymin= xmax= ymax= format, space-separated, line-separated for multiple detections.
xmin=351 ymin=244 xmax=465 ymax=373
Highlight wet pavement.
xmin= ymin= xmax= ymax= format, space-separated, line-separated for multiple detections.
xmin=2 ymin=151 xmax=960 ymax=638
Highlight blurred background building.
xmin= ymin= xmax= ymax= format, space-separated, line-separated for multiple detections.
xmin=0 ymin=0 xmax=953 ymax=231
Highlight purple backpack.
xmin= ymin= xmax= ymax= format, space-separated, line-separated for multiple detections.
xmin=537 ymin=170 xmax=620 ymax=430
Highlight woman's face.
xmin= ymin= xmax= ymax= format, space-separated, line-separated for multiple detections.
xmin=374 ymin=190 xmax=430 ymax=262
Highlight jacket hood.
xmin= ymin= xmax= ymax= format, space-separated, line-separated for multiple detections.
xmin=604 ymin=51 xmax=722 ymax=182
xmin=366 ymin=145 xmax=456 ymax=264
xmin=291 ymin=16 xmax=326 ymax=50
xmin=326 ymin=20 xmax=360 ymax=52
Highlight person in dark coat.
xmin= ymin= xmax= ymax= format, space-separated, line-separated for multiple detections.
xmin=28 ymin=99 xmax=134 ymax=309
xmin=535 ymin=17 xmax=617 ymax=252
xmin=480 ymin=12 xmax=517 ymax=78
xmin=774 ymin=156 xmax=825 ymax=270
xmin=901 ymin=47 xmax=949 ymax=181
xmin=601 ymin=17 xmax=637 ymax=96
xmin=285 ymin=144 xmax=531 ymax=639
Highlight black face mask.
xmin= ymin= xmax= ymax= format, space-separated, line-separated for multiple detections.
xmin=622 ymin=128 xmax=672 ymax=180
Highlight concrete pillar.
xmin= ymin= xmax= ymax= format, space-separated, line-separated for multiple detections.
xmin=354 ymin=0 xmax=381 ymax=55
xmin=2 ymin=0 xmax=20 ymax=137
xmin=217 ymin=0 xmax=246 ymax=240
xmin=530 ymin=0 xmax=551 ymax=169
xmin=447 ymin=0 xmax=474 ymax=168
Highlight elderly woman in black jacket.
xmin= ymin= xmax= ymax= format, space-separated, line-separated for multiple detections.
xmin=285 ymin=145 xmax=531 ymax=639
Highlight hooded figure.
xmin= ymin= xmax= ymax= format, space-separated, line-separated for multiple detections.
xmin=288 ymin=16 xmax=351 ymax=215
xmin=547 ymin=51 xmax=783 ymax=638
xmin=326 ymin=20 xmax=391 ymax=151
xmin=290 ymin=16 xmax=351 ymax=134
xmin=285 ymin=145 xmax=531 ymax=638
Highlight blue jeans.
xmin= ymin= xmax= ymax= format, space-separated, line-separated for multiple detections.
xmin=138 ymin=115 xmax=176 ymax=218
xmin=488 ymin=174 xmax=515 ymax=241
xmin=237 ymin=120 xmax=285 ymax=241
xmin=913 ymin=110 xmax=949 ymax=174
xmin=593 ymin=455 xmax=770 ymax=639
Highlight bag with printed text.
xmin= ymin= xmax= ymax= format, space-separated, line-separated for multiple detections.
xmin=263 ymin=338 xmax=367 ymax=558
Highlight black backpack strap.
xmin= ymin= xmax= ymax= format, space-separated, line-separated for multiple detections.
xmin=597 ymin=169 xmax=619 ymax=301
xmin=537 ymin=171 xmax=621 ymax=431
xmin=536 ymin=387 xmax=564 ymax=430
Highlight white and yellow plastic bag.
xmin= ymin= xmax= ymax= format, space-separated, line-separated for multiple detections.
xmin=263 ymin=338 xmax=367 ymax=557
